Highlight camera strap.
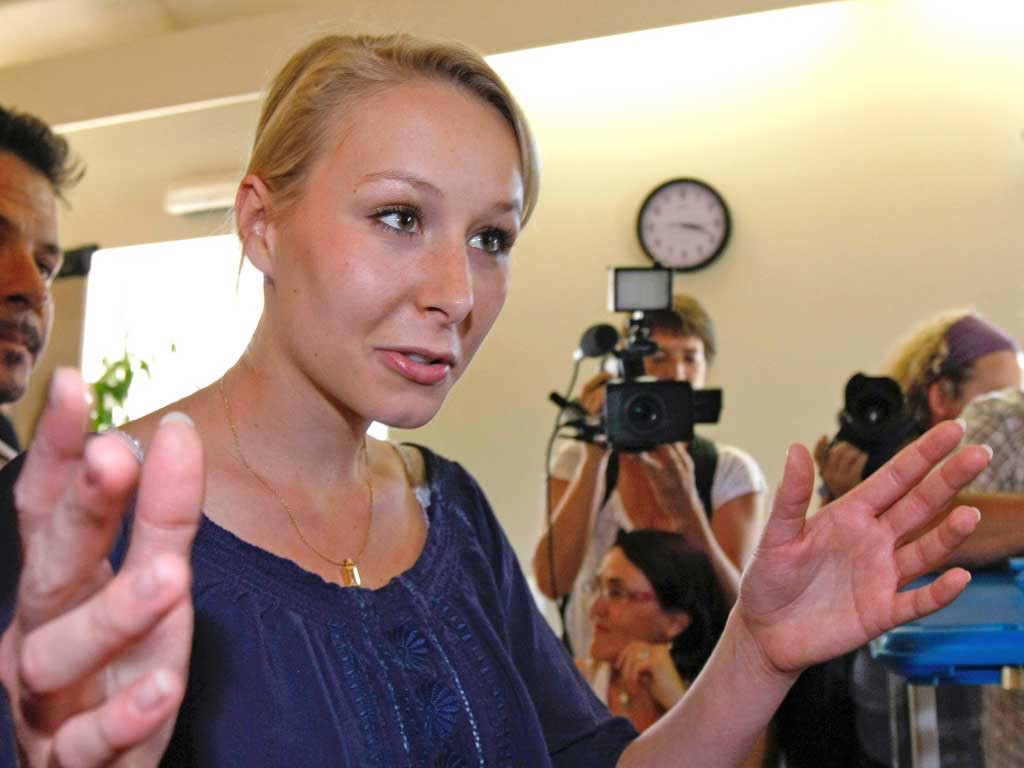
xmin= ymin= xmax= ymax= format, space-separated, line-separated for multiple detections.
xmin=603 ymin=437 xmax=718 ymax=520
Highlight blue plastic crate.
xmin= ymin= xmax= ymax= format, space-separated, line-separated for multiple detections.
xmin=870 ymin=560 xmax=1024 ymax=685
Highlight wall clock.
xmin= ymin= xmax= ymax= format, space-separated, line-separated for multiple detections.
xmin=636 ymin=178 xmax=731 ymax=271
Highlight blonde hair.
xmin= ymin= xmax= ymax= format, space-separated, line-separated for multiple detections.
xmin=246 ymin=34 xmax=539 ymax=222
xmin=882 ymin=310 xmax=973 ymax=429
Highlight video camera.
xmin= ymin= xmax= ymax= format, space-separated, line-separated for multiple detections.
xmin=554 ymin=268 xmax=722 ymax=452
xmin=832 ymin=373 xmax=919 ymax=479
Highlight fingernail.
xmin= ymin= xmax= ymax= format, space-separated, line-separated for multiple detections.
xmin=954 ymin=418 xmax=967 ymax=432
xmin=135 ymin=670 xmax=172 ymax=712
xmin=982 ymin=444 xmax=994 ymax=459
xmin=160 ymin=411 xmax=194 ymax=427
xmin=109 ymin=430 xmax=144 ymax=463
xmin=133 ymin=561 xmax=167 ymax=600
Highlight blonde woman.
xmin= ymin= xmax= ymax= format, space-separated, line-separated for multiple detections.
xmin=0 ymin=34 xmax=989 ymax=768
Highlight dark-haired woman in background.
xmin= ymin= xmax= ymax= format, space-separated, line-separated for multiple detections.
xmin=577 ymin=530 xmax=766 ymax=765
xmin=576 ymin=530 xmax=727 ymax=729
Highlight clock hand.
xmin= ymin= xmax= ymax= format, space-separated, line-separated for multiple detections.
xmin=673 ymin=222 xmax=706 ymax=232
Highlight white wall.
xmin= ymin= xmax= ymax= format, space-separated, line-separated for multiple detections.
xmin=13 ymin=0 xmax=1024 ymax=571
xmin=392 ymin=0 xmax=1024 ymax=561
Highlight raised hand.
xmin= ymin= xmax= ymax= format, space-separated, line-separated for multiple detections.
xmin=739 ymin=420 xmax=987 ymax=675
xmin=0 ymin=368 xmax=203 ymax=767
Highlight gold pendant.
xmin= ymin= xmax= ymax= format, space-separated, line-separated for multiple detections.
xmin=340 ymin=558 xmax=361 ymax=587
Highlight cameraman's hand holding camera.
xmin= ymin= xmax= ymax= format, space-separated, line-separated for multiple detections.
xmin=636 ymin=443 xmax=741 ymax=601
xmin=813 ymin=436 xmax=868 ymax=500
xmin=579 ymin=371 xmax=613 ymax=417
xmin=635 ymin=444 xmax=707 ymax=547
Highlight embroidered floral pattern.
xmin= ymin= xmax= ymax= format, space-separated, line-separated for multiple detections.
xmin=387 ymin=626 xmax=432 ymax=673
xmin=417 ymin=681 xmax=462 ymax=742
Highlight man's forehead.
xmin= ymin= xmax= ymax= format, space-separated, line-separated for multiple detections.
xmin=0 ymin=150 xmax=58 ymax=232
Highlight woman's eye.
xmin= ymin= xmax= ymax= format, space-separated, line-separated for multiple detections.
xmin=469 ymin=228 xmax=512 ymax=255
xmin=374 ymin=208 xmax=420 ymax=234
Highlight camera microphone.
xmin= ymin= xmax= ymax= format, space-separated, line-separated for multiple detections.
xmin=575 ymin=323 xmax=619 ymax=360
xmin=549 ymin=392 xmax=584 ymax=413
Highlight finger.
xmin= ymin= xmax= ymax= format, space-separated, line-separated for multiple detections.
xmin=893 ymin=505 xmax=981 ymax=585
xmin=123 ymin=413 xmax=204 ymax=571
xmin=851 ymin=451 xmax=869 ymax=479
xmin=813 ymin=435 xmax=829 ymax=468
xmin=51 ymin=668 xmax=183 ymax=768
xmin=882 ymin=444 xmax=991 ymax=539
xmin=18 ymin=555 xmax=189 ymax=699
xmin=846 ymin=421 xmax=967 ymax=514
xmin=14 ymin=369 xmax=91 ymax=538
xmin=619 ymin=657 xmax=645 ymax=694
xmin=637 ymin=451 xmax=665 ymax=472
xmin=834 ymin=445 xmax=859 ymax=477
xmin=18 ymin=433 xmax=141 ymax=630
xmin=889 ymin=567 xmax=972 ymax=628
xmin=759 ymin=444 xmax=813 ymax=549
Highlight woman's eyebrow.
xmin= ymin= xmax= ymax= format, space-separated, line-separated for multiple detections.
xmin=358 ymin=170 xmax=442 ymax=197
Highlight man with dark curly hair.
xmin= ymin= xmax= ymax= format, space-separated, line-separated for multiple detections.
xmin=0 ymin=105 xmax=83 ymax=465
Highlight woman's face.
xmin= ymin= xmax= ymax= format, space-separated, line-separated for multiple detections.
xmin=931 ymin=349 xmax=1024 ymax=423
xmin=643 ymin=330 xmax=708 ymax=388
xmin=251 ymin=79 xmax=523 ymax=428
xmin=588 ymin=547 xmax=688 ymax=662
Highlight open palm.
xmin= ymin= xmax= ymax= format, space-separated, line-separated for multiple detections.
xmin=738 ymin=421 xmax=986 ymax=675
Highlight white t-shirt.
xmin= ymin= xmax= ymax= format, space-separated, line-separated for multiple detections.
xmin=549 ymin=438 xmax=766 ymax=656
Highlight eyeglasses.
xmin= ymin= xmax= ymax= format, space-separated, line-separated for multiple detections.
xmin=585 ymin=576 xmax=656 ymax=605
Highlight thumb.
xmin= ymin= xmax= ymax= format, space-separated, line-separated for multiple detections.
xmin=760 ymin=443 xmax=814 ymax=549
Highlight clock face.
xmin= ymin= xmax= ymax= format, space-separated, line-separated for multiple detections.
xmin=637 ymin=179 xmax=731 ymax=271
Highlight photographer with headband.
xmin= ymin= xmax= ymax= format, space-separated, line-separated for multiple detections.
xmin=0 ymin=33 xmax=994 ymax=767
xmin=816 ymin=311 xmax=1020 ymax=504
xmin=532 ymin=295 xmax=766 ymax=658
xmin=794 ymin=310 xmax=1023 ymax=768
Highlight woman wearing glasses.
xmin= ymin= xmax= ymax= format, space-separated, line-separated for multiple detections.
xmin=577 ymin=530 xmax=727 ymax=729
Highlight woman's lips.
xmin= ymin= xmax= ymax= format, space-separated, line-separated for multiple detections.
xmin=378 ymin=349 xmax=453 ymax=385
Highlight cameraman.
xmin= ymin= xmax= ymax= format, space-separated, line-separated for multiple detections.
xmin=805 ymin=310 xmax=1022 ymax=768
xmin=532 ymin=294 xmax=766 ymax=659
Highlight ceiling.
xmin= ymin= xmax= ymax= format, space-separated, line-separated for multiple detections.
xmin=0 ymin=0 xmax=333 ymax=68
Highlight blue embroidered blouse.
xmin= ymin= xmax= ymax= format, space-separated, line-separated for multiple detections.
xmin=1 ymin=447 xmax=636 ymax=766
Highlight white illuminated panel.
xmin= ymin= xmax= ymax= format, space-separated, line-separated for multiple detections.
xmin=81 ymin=235 xmax=388 ymax=439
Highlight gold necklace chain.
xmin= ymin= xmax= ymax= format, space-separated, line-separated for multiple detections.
xmin=218 ymin=376 xmax=373 ymax=587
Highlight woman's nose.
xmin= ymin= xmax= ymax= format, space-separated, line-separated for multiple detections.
xmin=418 ymin=240 xmax=473 ymax=325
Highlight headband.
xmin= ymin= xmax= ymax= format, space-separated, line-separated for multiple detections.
xmin=943 ymin=314 xmax=1019 ymax=371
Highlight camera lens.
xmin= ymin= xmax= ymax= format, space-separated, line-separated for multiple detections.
xmin=859 ymin=397 xmax=891 ymax=426
xmin=625 ymin=394 xmax=664 ymax=432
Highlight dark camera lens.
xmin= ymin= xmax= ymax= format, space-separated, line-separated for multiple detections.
xmin=625 ymin=394 xmax=664 ymax=432
xmin=860 ymin=398 xmax=891 ymax=425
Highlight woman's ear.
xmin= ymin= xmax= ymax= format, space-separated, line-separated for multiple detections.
xmin=236 ymin=174 xmax=276 ymax=280
xmin=927 ymin=380 xmax=958 ymax=425
xmin=662 ymin=610 xmax=692 ymax=641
